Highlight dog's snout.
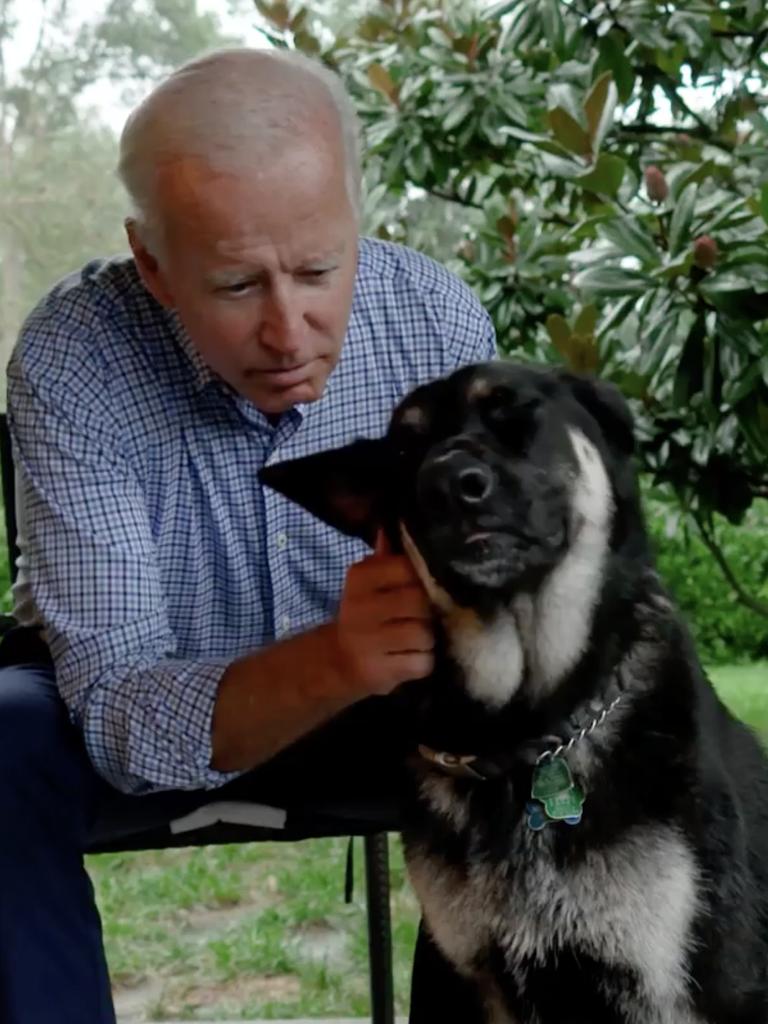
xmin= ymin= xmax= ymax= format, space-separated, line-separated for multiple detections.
xmin=420 ymin=449 xmax=495 ymax=511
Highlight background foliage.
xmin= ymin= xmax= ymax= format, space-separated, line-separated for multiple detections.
xmin=254 ymin=0 xmax=768 ymax=627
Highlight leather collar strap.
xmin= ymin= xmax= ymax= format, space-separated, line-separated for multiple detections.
xmin=418 ymin=669 xmax=627 ymax=782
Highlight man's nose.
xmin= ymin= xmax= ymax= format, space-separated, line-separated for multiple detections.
xmin=259 ymin=285 xmax=305 ymax=356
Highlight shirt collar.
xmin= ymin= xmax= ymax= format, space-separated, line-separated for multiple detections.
xmin=166 ymin=309 xmax=217 ymax=393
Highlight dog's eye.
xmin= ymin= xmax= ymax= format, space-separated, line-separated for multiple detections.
xmin=483 ymin=387 xmax=539 ymax=424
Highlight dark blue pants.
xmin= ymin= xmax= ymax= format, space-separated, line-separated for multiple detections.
xmin=0 ymin=658 xmax=484 ymax=1023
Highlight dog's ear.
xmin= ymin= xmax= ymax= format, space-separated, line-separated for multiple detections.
xmin=259 ymin=439 xmax=388 ymax=546
xmin=563 ymin=373 xmax=635 ymax=456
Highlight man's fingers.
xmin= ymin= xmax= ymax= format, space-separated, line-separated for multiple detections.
xmin=357 ymin=553 xmax=423 ymax=593
xmin=373 ymin=528 xmax=390 ymax=556
xmin=350 ymin=584 xmax=433 ymax=624
xmin=380 ymin=620 xmax=436 ymax=654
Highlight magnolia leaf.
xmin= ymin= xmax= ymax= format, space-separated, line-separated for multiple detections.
xmin=546 ymin=313 xmax=572 ymax=355
xmin=584 ymin=72 xmax=617 ymax=150
xmin=575 ymin=153 xmax=626 ymax=197
xmin=496 ymin=215 xmax=517 ymax=241
xmin=367 ymin=63 xmax=399 ymax=104
xmin=761 ymin=183 xmax=768 ymax=226
xmin=669 ymin=183 xmax=697 ymax=257
xmin=573 ymin=265 xmax=650 ymax=296
xmin=569 ymin=334 xmax=600 ymax=373
xmin=547 ymin=106 xmax=592 ymax=157
xmin=598 ymin=32 xmax=635 ymax=103
xmin=599 ymin=215 xmax=660 ymax=265
xmin=255 ymin=0 xmax=290 ymax=29
xmin=574 ymin=303 xmax=598 ymax=336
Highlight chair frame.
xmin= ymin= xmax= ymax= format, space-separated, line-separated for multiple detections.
xmin=0 ymin=412 xmax=395 ymax=1023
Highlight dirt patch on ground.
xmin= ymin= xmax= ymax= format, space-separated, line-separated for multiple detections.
xmin=115 ymin=971 xmax=302 ymax=1021
xmin=289 ymin=919 xmax=349 ymax=967
xmin=162 ymin=973 xmax=302 ymax=1016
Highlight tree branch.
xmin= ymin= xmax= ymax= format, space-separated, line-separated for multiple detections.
xmin=692 ymin=510 xmax=768 ymax=620
xmin=618 ymin=123 xmax=736 ymax=153
xmin=426 ymin=187 xmax=483 ymax=210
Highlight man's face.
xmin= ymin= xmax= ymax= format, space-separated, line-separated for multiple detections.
xmin=129 ymin=139 xmax=359 ymax=415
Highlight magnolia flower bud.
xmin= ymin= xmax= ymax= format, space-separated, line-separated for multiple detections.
xmin=644 ymin=165 xmax=669 ymax=203
xmin=693 ymin=235 xmax=719 ymax=269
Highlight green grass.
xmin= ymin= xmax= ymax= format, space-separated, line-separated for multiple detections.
xmin=89 ymin=836 xmax=420 ymax=1020
xmin=87 ymin=661 xmax=768 ymax=1020
xmin=709 ymin=661 xmax=768 ymax=738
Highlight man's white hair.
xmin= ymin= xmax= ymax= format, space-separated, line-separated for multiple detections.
xmin=117 ymin=47 xmax=362 ymax=249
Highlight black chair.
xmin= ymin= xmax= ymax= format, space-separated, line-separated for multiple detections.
xmin=0 ymin=411 xmax=396 ymax=1024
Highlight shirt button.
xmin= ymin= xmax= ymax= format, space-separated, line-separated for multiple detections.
xmin=276 ymin=532 xmax=288 ymax=550
xmin=281 ymin=615 xmax=291 ymax=633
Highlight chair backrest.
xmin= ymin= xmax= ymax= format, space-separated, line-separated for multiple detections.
xmin=0 ymin=413 xmax=19 ymax=583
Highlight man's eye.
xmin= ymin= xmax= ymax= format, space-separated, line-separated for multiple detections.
xmin=298 ymin=267 xmax=334 ymax=281
xmin=220 ymin=281 xmax=254 ymax=295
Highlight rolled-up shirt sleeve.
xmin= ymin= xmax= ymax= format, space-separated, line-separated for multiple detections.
xmin=8 ymin=323 xmax=241 ymax=795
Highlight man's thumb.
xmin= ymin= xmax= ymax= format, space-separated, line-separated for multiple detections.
xmin=374 ymin=529 xmax=392 ymax=556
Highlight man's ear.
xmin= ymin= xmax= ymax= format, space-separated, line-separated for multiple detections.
xmin=125 ymin=218 xmax=176 ymax=309
xmin=562 ymin=372 xmax=635 ymax=456
xmin=259 ymin=439 xmax=388 ymax=546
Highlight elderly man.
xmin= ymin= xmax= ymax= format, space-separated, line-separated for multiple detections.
xmin=0 ymin=48 xmax=495 ymax=1022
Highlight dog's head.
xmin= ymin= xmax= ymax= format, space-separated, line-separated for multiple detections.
xmin=261 ymin=361 xmax=646 ymax=702
xmin=262 ymin=361 xmax=638 ymax=594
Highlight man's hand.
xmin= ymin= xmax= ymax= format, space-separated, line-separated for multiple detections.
xmin=330 ymin=530 xmax=436 ymax=696
xmin=212 ymin=530 xmax=435 ymax=772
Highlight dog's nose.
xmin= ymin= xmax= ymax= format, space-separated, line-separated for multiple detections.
xmin=456 ymin=466 xmax=493 ymax=504
xmin=420 ymin=451 xmax=495 ymax=510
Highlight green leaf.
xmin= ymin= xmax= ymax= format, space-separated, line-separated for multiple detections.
xmin=597 ymin=32 xmax=635 ymax=103
xmin=669 ymin=183 xmax=697 ymax=257
xmin=655 ymin=41 xmax=686 ymax=78
xmin=546 ymin=313 xmax=571 ymax=352
xmin=547 ymin=106 xmax=592 ymax=157
xmin=541 ymin=0 xmax=566 ymax=55
xmin=708 ymin=196 xmax=751 ymax=232
xmin=669 ymin=160 xmax=716 ymax=201
xmin=573 ymin=265 xmax=651 ymax=296
xmin=599 ymin=216 xmax=660 ymax=266
xmin=761 ymin=183 xmax=768 ymax=226
xmin=499 ymin=126 xmax=551 ymax=145
xmin=597 ymin=296 xmax=640 ymax=337
xmin=367 ymin=62 xmax=399 ymax=104
xmin=442 ymin=95 xmax=474 ymax=132
xmin=584 ymin=72 xmax=617 ymax=150
xmin=574 ymin=304 xmax=598 ymax=336
xmin=574 ymin=154 xmax=626 ymax=197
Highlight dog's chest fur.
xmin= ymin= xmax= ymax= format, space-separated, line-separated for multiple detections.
xmin=405 ymin=802 xmax=704 ymax=1023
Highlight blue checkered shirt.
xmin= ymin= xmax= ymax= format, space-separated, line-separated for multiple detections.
xmin=7 ymin=237 xmax=496 ymax=795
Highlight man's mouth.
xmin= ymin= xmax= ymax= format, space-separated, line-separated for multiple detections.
xmin=244 ymin=363 xmax=314 ymax=388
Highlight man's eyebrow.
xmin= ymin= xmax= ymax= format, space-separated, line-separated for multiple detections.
xmin=206 ymin=247 xmax=346 ymax=287
xmin=206 ymin=266 xmax=267 ymax=287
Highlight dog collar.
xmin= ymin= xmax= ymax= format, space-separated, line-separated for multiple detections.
xmin=417 ymin=678 xmax=625 ymax=827
xmin=418 ymin=688 xmax=623 ymax=779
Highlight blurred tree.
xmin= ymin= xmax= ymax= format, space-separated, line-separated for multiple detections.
xmin=0 ymin=0 xmax=238 ymax=373
xmin=253 ymin=0 xmax=768 ymax=618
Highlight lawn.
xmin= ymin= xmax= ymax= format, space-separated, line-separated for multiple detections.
xmin=92 ymin=836 xmax=420 ymax=1021
xmin=90 ymin=662 xmax=768 ymax=1021
xmin=709 ymin=662 xmax=768 ymax=737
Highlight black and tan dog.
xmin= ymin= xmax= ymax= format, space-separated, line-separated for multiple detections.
xmin=261 ymin=361 xmax=768 ymax=1023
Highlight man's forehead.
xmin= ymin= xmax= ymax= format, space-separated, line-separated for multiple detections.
xmin=154 ymin=154 xmax=229 ymax=205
